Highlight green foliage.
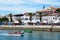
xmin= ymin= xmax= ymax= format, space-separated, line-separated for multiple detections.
xmin=28 ymin=13 xmax=33 ymax=21
xmin=39 ymin=12 xmax=42 ymax=22
xmin=9 ymin=13 xmax=13 ymax=22
xmin=0 ymin=17 xmax=8 ymax=22
xmin=0 ymin=18 xmax=3 ymax=22
xmin=37 ymin=12 xmax=42 ymax=22
xmin=56 ymin=8 xmax=60 ymax=12
xmin=56 ymin=8 xmax=60 ymax=16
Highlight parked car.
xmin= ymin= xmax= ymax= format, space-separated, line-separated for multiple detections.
xmin=28 ymin=22 xmax=35 ymax=25
xmin=0 ymin=22 xmax=4 ymax=25
xmin=21 ymin=22 xmax=26 ymax=25
xmin=54 ymin=23 xmax=60 ymax=25
xmin=7 ymin=22 xmax=12 ymax=25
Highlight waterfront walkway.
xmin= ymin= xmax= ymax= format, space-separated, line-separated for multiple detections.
xmin=0 ymin=25 xmax=60 ymax=32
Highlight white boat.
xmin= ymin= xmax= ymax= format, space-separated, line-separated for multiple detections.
xmin=0 ymin=34 xmax=21 ymax=36
xmin=0 ymin=32 xmax=24 ymax=36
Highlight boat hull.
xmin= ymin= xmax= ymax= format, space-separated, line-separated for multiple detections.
xmin=0 ymin=34 xmax=21 ymax=36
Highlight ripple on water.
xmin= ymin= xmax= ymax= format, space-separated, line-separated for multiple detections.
xmin=0 ymin=30 xmax=60 ymax=40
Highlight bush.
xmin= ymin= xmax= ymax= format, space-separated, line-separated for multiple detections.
xmin=0 ymin=17 xmax=8 ymax=22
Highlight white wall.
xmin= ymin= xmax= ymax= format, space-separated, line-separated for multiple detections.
xmin=12 ymin=15 xmax=60 ymax=23
xmin=42 ymin=16 xmax=55 ymax=21
xmin=42 ymin=16 xmax=60 ymax=23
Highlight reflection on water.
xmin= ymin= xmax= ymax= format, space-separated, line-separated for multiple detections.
xmin=0 ymin=30 xmax=60 ymax=40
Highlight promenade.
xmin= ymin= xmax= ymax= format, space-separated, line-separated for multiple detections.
xmin=0 ymin=25 xmax=60 ymax=32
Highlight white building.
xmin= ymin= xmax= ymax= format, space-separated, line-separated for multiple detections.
xmin=35 ymin=6 xmax=59 ymax=23
xmin=12 ymin=13 xmax=40 ymax=24
xmin=9 ymin=6 xmax=60 ymax=24
xmin=42 ymin=16 xmax=60 ymax=23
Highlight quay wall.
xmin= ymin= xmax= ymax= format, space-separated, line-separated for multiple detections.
xmin=0 ymin=25 xmax=60 ymax=32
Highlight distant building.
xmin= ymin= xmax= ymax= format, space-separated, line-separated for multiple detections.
xmin=35 ymin=6 xmax=59 ymax=23
xmin=36 ymin=6 xmax=57 ymax=16
xmin=9 ymin=6 xmax=60 ymax=23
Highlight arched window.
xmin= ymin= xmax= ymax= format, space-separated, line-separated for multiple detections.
xmin=25 ymin=18 xmax=29 ymax=20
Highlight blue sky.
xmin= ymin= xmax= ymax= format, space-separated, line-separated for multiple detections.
xmin=0 ymin=0 xmax=60 ymax=15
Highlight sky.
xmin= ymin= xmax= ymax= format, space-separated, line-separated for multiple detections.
xmin=0 ymin=0 xmax=60 ymax=15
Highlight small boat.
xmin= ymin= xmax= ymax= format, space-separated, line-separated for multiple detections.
xmin=7 ymin=34 xmax=21 ymax=36
xmin=0 ymin=31 xmax=24 ymax=36
xmin=0 ymin=34 xmax=21 ymax=36
xmin=8 ymin=32 xmax=23 ymax=36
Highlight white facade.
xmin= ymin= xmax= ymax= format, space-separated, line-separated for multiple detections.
xmin=21 ymin=15 xmax=30 ymax=24
xmin=11 ymin=14 xmax=60 ymax=24
xmin=5 ymin=12 xmax=59 ymax=24
xmin=12 ymin=15 xmax=40 ymax=24
xmin=7 ymin=6 xmax=59 ymax=24
xmin=42 ymin=16 xmax=60 ymax=23
xmin=21 ymin=15 xmax=40 ymax=24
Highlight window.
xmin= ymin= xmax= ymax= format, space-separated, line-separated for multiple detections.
xmin=25 ymin=18 xmax=29 ymax=20
xmin=59 ymin=18 xmax=60 ymax=20
xmin=50 ymin=11 xmax=53 ymax=14
xmin=53 ymin=17 xmax=57 ymax=20
xmin=53 ymin=18 xmax=54 ymax=19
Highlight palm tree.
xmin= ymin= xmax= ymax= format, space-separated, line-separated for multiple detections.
xmin=28 ymin=13 xmax=33 ymax=21
xmin=9 ymin=13 xmax=13 ymax=22
xmin=36 ymin=12 xmax=42 ymax=22
xmin=39 ymin=12 xmax=42 ymax=22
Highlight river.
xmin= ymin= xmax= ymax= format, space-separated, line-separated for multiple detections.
xmin=0 ymin=30 xmax=60 ymax=40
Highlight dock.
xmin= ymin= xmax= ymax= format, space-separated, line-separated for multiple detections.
xmin=0 ymin=25 xmax=60 ymax=32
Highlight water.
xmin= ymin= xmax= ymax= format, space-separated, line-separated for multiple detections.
xmin=0 ymin=30 xmax=60 ymax=40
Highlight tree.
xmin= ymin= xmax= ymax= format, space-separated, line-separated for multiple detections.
xmin=36 ymin=12 xmax=42 ymax=22
xmin=39 ymin=12 xmax=42 ymax=22
xmin=2 ymin=17 xmax=9 ymax=22
xmin=28 ymin=13 xmax=33 ymax=21
xmin=9 ymin=13 xmax=13 ymax=22
xmin=56 ymin=8 xmax=60 ymax=16
xmin=0 ymin=17 xmax=8 ymax=22
xmin=56 ymin=8 xmax=60 ymax=13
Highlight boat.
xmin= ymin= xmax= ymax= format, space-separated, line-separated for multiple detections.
xmin=0 ymin=31 xmax=24 ymax=36
xmin=0 ymin=34 xmax=21 ymax=36
xmin=24 ymin=30 xmax=32 ymax=33
xmin=8 ymin=32 xmax=24 ymax=36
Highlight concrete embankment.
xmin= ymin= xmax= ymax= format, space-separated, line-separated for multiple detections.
xmin=0 ymin=25 xmax=60 ymax=32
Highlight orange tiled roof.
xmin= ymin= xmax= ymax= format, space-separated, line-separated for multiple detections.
xmin=37 ymin=6 xmax=57 ymax=12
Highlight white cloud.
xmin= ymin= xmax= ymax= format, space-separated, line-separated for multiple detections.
xmin=0 ymin=0 xmax=60 ymax=5
xmin=0 ymin=6 xmax=39 ymax=13
xmin=0 ymin=0 xmax=59 ymax=5
xmin=0 ymin=0 xmax=26 ymax=5
xmin=31 ymin=0 xmax=60 ymax=5
xmin=0 ymin=0 xmax=60 ymax=14
xmin=32 ymin=0 xmax=57 ymax=3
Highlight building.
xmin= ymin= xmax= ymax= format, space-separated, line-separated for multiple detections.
xmin=36 ymin=6 xmax=57 ymax=16
xmin=9 ymin=6 xmax=60 ymax=24
xmin=35 ymin=6 xmax=59 ymax=23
